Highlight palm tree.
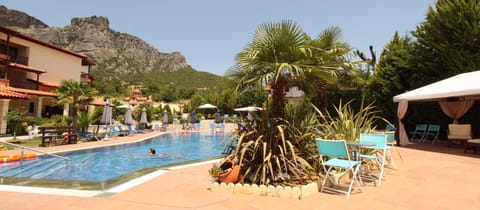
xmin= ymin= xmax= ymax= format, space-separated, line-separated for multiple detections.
xmin=55 ymin=80 xmax=96 ymax=131
xmin=301 ymin=27 xmax=360 ymax=112
xmin=223 ymin=20 xmax=356 ymax=185
xmin=228 ymin=21 xmax=353 ymax=120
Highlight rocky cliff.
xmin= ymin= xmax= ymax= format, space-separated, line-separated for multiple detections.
xmin=0 ymin=6 xmax=47 ymax=28
xmin=0 ymin=6 xmax=190 ymax=73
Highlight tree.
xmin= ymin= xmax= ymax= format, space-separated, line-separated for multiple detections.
xmin=369 ymin=32 xmax=415 ymax=123
xmin=56 ymin=80 xmax=96 ymax=131
xmin=228 ymin=21 xmax=352 ymax=121
xmin=5 ymin=109 xmax=24 ymax=140
xmin=301 ymin=27 xmax=357 ymax=112
xmin=413 ymin=0 xmax=480 ymax=84
xmin=223 ymin=20 xmax=355 ymax=185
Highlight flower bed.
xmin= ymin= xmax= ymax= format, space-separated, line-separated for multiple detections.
xmin=209 ymin=181 xmax=319 ymax=199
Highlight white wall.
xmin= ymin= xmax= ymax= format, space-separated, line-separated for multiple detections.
xmin=9 ymin=36 xmax=83 ymax=84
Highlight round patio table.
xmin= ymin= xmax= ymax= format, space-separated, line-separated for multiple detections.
xmin=346 ymin=141 xmax=376 ymax=161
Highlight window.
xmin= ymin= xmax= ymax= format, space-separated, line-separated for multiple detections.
xmin=29 ymin=102 xmax=34 ymax=113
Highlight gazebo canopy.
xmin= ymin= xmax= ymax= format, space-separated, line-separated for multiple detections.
xmin=393 ymin=71 xmax=480 ymax=102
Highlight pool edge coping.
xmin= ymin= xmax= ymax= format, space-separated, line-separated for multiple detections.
xmin=0 ymin=158 xmax=221 ymax=197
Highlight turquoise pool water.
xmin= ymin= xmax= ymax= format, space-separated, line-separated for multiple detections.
xmin=0 ymin=133 xmax=227 ymax=182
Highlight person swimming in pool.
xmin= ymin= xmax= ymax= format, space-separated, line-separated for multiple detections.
xmin=148 ymin=148 xmax=171 ymax=157
xmin=148 ymin=148 xmax=156 ymax=155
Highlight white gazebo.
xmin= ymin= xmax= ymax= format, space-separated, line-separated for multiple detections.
xmin=393 ymin=70 xmax=480 ymax=146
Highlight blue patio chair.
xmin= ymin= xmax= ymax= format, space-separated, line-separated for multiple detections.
xmin=409 ymin=124 xmax=428 ymax=142
xmin=118 ymin=125 xmax=131 ymax=136
xmin=209 ymin=123 xmax=216 ymax=132
xmin=423 ymin=124 xmax=440 ymax=143
xmin=385 ymin=131 xmax=396 ymax=168
xmin=386 ymin=124 xmax=395 ymax=131
xmin=134 ymin=124 xmax=146 ymax=133
xmin=316 ymin=139 xmax=363 ymax=199
xmin=359 ymin=133 xmax=388 ymax=186
xmin=111 ymin=126 xmax=127 ymax=137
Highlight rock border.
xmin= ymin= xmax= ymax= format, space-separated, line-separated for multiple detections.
xmin=210 ymin=181 xmax=320 ymax=199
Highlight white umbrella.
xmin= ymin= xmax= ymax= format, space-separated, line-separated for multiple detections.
xmin=162 ymin=111 xmax=169 ymax=124
xmin=124 ymin=106 xmax=133 ymax=125
xmin=198 ymin=103 xmax=217 ymax=109
xmin=100 ymin=99 xmax=112 ymax=140
xmin=140 ymin=107 xmax=148 ymax=124
xmin=117 ymin=104 xmax=131 ymax=109
xmin=234 ymin=106 xmax=263 ymax=112
xmin=100 ymin=99 xmax=111 ymax=124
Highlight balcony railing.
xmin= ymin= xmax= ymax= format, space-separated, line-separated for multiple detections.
xmin=81 ymin=72 xmax=94 ymax=82
xmin=0 ymin=53 xmax=9 ymax=60
xmin=10 ymin=55 xmax=29 ymax=65
xmin=9 ymin=79 xmax=37 ymax=90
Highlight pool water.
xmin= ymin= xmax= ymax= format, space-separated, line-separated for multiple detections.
xmin=0 ymin=133 xmax=228 ymax=182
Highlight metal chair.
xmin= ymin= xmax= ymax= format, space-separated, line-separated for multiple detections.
xmin=384 ymin=131 xmax=396 ymax=168
xmin=409 ymin=124 xmax=428 ymax=142
xmin=423 ymin=124 xmax=440 ymax=143
xmin=359 ymin=133 xmax=387 ymax=186
xmin=316 ymin=139 xmax=363 ymax=199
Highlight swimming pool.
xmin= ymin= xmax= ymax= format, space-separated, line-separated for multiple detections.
xmin=0 ymin=133 xmax=228 ymax=190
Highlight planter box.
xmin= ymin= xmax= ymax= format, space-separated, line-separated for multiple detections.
xmin=210 ymin=181 xmax=320 ymax=199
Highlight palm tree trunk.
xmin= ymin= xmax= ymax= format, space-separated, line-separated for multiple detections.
xmin=314 ymin=80 xmax=328 ymax=114
xmin=72 ymin=107 xmax=78 ymax=131
xmin=271 ymin=77 xmax=287 ymax=120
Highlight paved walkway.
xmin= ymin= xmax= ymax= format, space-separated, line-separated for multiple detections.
xmin=0 ymin=132 xmax=479 ymax=210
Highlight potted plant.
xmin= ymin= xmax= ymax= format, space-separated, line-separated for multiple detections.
xmin=209 ymin=159 xmax=241 ymax=183
xmin=208 ymin=164 xmax=224 ymax=178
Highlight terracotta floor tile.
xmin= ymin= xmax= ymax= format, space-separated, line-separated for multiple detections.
xmin=0 ymin=134 xmax=479 ymax=209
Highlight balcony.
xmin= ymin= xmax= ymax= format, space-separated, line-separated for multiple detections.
xmin=9 ymin=55 xmax=29 ymax=65
xmin=0 ymin=53 xmax=9 ymax=60
xmin=81 ymin=72 xmax=94 ymax=83
xmin=9 ymin=79 xmax=38 ymax=90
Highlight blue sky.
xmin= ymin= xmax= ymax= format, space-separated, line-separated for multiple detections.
xmin=2 ymin=0 xmax=436 ymax=76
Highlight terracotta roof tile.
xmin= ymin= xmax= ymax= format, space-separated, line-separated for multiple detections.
xmin=7 ymin=86 xmax=57 ymax=97
xmin=0 ymin=86 xmax=29 ymax=99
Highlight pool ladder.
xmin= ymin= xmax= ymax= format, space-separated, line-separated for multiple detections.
xmin=0 ymin=141 xmax=70 ymax=165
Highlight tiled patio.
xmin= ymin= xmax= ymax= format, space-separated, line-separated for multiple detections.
xmin=0 ymin=131 xmax=479 ymax=210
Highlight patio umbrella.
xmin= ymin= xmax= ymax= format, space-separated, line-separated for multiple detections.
xmin=190 ymin=111 xmax=197 ymax=123
xmin=215 ymin=112 xmax=222 ymax=124
xmin=100 ymin=99 xmax=111 ymax=125
xmin=233 ymin=106 xmax=262 ymax=112
xmin=140 ymin=107 xmax=148 ymax=124
xmin=124 ymin=106 xmax=133 ymax=125
xmin=100 ymin=99 xmax=111 ymax=139
xmin=162 ymin=111 xmax=169 ymax=124
xmin=117 ymin=104 xmax=131 ymax=109
xmin=198 ymin=103 xmax=217 ymax=110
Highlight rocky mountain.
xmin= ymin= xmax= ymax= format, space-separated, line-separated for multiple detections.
xmin=0 ymin=6 xmax=47 ymax=28
xmin=0 ymin=5 xmax=191 ymax=73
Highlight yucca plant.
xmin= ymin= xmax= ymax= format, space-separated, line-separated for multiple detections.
xmin=313 ymin=99 xmax=399 ymax=172
xmin=314 ymin=100 xmax=383 ymax=141
xmin=224 ymin=106 xmax=317 ymax=186
xmin=283 ymin=100 xmax=322 ymax=172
